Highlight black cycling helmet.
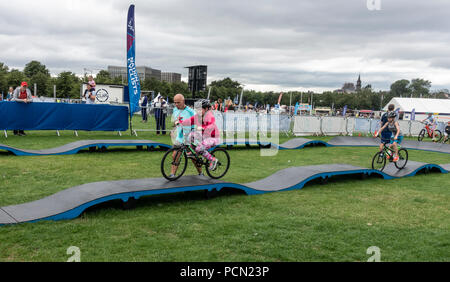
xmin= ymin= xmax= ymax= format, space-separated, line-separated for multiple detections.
xmin=388 ymin=112 xmax=397 ymax=118
xmin=198 ymin=99 xmax=211 ymax=109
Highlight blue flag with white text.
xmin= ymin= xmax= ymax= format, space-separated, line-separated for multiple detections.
xmin=127 ymin=5 xmax=141 ymax=117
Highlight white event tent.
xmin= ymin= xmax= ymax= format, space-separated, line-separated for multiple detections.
xmin=383 ymin=98 xmax=450 ymax=122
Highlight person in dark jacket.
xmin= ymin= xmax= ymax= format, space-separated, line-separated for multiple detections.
xmin=141 ymin=95 xmax=148 ymax=122
xmin=153 ymin=94 xmax=167 ymax=135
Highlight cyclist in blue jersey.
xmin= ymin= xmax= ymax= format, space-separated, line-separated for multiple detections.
xmin=377 ymin=104 xmax=395 ymax=152
xmin=421 ymin=113 xmax=437 ymax=141
xmin=375 ymin=112 xmax=403 ymax=162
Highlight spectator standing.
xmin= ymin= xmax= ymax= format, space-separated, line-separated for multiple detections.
xmin=153 ymin=93 xmax=168 ymax=135
xmin=83 ymin=84 xmax=96 ymax=104
xmin=88 ymin=75 xmax=96 ymax=92
xmin=141 ymin=94 xmax=148 ymax=123
xmin=12 ymin=81 xmax=32 ymax=136
xmin=6 ymin=87 xmax=14 ymax=101
xmin=443 ymin=121 xmax=450 ymax=143
xmin=216 ymin=98 xmax=223 ymax=112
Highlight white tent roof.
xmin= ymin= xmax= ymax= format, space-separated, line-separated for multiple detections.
xmin=383 ymin=98 xmax=450 ymax=114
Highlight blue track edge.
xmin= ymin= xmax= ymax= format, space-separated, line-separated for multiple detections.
xmin=1 ymin=163 xmax=447 ymax=226
xmin=0 ymin=142 xmax=171 ymax=156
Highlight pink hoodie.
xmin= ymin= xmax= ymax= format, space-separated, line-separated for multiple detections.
xmin=180 ymin=110 xmax=219 ymax=139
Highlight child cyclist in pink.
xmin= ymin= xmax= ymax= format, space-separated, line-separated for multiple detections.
xmin=175 ymin=99 xmax=220 ymax=171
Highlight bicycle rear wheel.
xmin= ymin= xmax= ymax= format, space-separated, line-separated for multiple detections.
xmin=205 ymin=148 xmax=230 ymax=179
xmin=394 ymin=148 xmax=408 ymax=169
xmin=371 ymin=151 xmax=386 ymax=171
xmin=161 ymin=147 xmax=188 ymax=181
xmin=418 ymin=129 xmax=425 ymax=141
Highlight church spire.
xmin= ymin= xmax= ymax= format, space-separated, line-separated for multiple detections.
xmin=356 ymin=73 xmax=361 ymax=91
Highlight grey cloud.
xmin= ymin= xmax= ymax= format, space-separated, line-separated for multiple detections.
xmin=0 ymin=0 xmax=449 ymax=91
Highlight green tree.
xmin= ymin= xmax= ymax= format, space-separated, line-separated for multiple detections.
xmin=210 ymin=77 xmax=241 ymax=89
xmin=408 ymin=78 xmax=431 ymax=98
xmin=55 ymin=71 xmax=81 ymax=98
xmin=390 ymin=79 xmax=410 ymax=97
xmin=6 ymin=69 xmax=28 ymax=90
xmin=24 ymin=60 xmax=50 ymax=78
xmin=142 ymin=77 xmax=162 ymax=93
xmin=171 ymin=81 xmax=189 ymax=96
xmin=0 ymin=62 xmax=9 ymax=94
xmin=30 ymin=72 xmax=51 ymax=96
xmin=94 ymin=70 xmax=113 ymax=84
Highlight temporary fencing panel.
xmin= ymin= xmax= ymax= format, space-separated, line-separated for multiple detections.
xmin=293 ymin=116 xmax=321 ymax=136
xmin=354 ymin=118 xmax=371 ymax=133
xmin=346 ymin=118 xmax=355 ymax=135
xmin=279 ymin=115 xmax=292 ymax=132
xmin=321 ymin=116 xmax=346 ymax=135
xmin=410 ymin=121 xmax=423 ymax=136
xmin=397 ymin=120 xmax=411 ymax=136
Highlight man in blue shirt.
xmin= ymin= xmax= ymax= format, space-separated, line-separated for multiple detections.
xmin=171 ymin=94 xmax=195 ymax=145
xmin=170 ymin=94 xmax=203 ymax=177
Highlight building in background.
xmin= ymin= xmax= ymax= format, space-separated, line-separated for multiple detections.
xmin=334 ymin=74 xmax=366 ymax=93
xmin=185 ymin=65 xmax=208 ymax=99
xmin=107 ymin=65 xmax=161 ymax=81
xmin=356 ymin=74 xmax=361 ymax=91
xmin=161 ymin=72 xmax=181 ymax=83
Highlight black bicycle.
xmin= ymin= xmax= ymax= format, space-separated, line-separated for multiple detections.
xmin=371 ymin=138 xmax=408 ymax=171
xmin=161 ymin=128 xmax=230 ymax=181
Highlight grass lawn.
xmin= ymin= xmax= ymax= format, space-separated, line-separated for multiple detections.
xmin=0 ymin=118 xmax=449 ymax=262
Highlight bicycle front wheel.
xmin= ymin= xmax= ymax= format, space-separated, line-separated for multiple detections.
xmin=394 ymin=148 xmax=408 ymax=170
xmin=371 ymin=151 xmax=386 ymax=171
xmin=161 ymin=147 xmax=188 ymax=181
xmin=205 ymin=148 xmax=230 ymax=179
xmin=434 ymin=130 xmax=442 ymax=142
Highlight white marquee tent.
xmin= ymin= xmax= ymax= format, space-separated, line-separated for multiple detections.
xmin=383 ymin=98 xmax=450 ymax=121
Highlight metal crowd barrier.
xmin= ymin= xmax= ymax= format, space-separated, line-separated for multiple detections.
xmin=293 ymin=116 xmax=447 ymax=136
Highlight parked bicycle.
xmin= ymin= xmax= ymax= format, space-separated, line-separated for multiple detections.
xmin=371 ymin=137 xmax=408 ymax=171
xmin=161 ymin=126 xmax=230 ymax=181
xmin=418 ymin=122 xmax=442 ymax=142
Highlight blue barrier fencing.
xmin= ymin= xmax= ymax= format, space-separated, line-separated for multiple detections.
xmin=0 ymin=101 xmax=129 ymax=132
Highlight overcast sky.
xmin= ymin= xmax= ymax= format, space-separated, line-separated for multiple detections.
xmin=1 ymin=0 xmax=449 ymax=92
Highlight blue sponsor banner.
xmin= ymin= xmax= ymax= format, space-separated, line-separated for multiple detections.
xmin=127 ymin=4 xmax=141 ymax=117
xmin=342 ymin=105 xmax=347 ymax=116
xmin=0 ymin=102 xmax=128 ymax=131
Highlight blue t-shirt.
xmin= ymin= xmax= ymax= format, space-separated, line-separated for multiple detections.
xmin=380 ymin=112 xmax=392 ymax=141
xmin=425 ymin=116 xmax=435 ymax=124
xmin=172 ymin=106 xmax=195 ymax=144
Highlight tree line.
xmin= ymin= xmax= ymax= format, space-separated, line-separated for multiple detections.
xmin=206 ymin=78 xmax=449 ymax=110
xmin=1 ymin=61 xmax=448 ymax=110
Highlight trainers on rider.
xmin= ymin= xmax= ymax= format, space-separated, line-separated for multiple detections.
xmin=209 ymin=158 xmax=218 ymax=171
